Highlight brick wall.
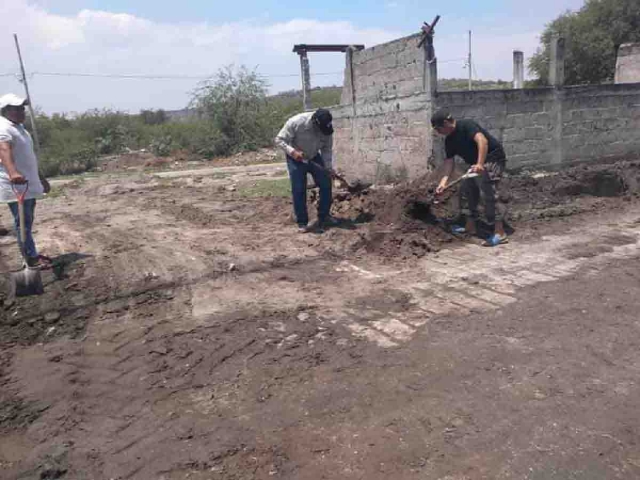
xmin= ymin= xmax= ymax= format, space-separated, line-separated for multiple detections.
xmin=332 ymin=34 xmax=434 ymax=184
xmin=434 ymin=84 xmax=640 ymax=170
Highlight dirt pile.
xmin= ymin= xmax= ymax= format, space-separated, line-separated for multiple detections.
xmin=506 ymin=161 xmax=640 ymax=221
xmin=329 ymin=160 xmax=640 ymax=259
xmin=331 ymin=170 xmax=460 ymax=259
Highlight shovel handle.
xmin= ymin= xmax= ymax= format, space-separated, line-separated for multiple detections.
xmin=11 ymin=180 xmax=29 ymax=204
xmin=303 ymin=159 xmax=351 ymax=188
xmin=303 ymin=158 xmax=330 ymax=175
xmin=12 ymin=181 xmax=29 ymax=260
xmin=438 ymin=171 xmax=479 ymax=194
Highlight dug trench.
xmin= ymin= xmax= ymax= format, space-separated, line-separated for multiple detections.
xmin=2 ymin=158 xmax=640 ymax=479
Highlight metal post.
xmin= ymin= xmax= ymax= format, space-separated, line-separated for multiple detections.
xmin=417 ymin=16 xmax=440 ymax=96
xmin=13 ymin=34 xmax=40 ymax=153
xmin=468 ymin=30 xmax=472 ymax=91
xmin=298 ymin=50 xmax=312 ymax=111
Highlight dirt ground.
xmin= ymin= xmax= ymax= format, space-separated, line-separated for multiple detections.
xmin=2 ymin=158 xmax=640 ymax=479
xmin=98 ymin=148 xmax=281 ymax=174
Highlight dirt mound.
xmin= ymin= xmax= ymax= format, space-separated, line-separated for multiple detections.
xmin=331 ymin=170 xmax=460 ymax=259
xmin=506 ymin=161 xmax=640 ymax=221
xmin=554 ymin=170 xmax=626 ymax=197
xmin=329 ymin=160 xmax=640 ymax=259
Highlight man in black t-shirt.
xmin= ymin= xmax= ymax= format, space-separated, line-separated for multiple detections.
xmin=431 ymin=109 xmax=508 ymax=247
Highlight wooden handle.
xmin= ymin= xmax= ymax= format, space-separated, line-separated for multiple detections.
xmin=441 ymin=172 xmax=478 ymax=192
xmin=18 ymin=200 xmax=28 ymax=260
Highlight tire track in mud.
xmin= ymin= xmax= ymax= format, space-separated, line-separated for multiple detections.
xmin=0 ymin=184 xmax=367 ymax=478
xmin=9 ymin=295 xmax=365 ymax=478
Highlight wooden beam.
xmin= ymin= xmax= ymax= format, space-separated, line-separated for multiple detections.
xmin=293 ymin=44 xmax=365 ymax=54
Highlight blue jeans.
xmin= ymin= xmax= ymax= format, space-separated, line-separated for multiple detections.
xmin=287 ymin=155 xmax=332 ymax=226
xmin=8 ymin=199 xmax=38 ymax=259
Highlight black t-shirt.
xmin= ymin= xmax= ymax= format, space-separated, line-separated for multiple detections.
xmin=445 ymin=119 xmax=504 ymax=165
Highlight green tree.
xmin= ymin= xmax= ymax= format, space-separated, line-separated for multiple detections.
xmin=140 ymin=109 xmax=168 ymax=125
xmin=529 ymin=0 xmax=640 ymax=85
xmin=191 ymin=65 xmax=273 ymax=154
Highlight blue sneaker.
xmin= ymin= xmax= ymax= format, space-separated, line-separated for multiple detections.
xmin=482 ymin=234 xmax=509 ymax=247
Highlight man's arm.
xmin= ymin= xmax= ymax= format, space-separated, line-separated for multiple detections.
xmin=472 ymin=132 xmax=488 ymax=172
xmin=274 ymin=120 xmax=304 ymax=161
xmin=320 ymin=134 xmax=333 ymax=171
xmin=436 ymin=157 xmax=455 ymax=194
xmin=0 ymin=141 xmax=26 ymax=184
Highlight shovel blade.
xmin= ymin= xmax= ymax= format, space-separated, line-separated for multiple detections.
xmin=10 ymin=267 xmax=44 ymax=296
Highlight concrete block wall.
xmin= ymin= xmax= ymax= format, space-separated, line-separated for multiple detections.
xmin=434 ymin=83 xmax=640 ymax=170
xmin=616 ymin=43 xmax=640 ymax=84
xmin=434 ymin=89 xmax=558 ymax=169
xmin=350 ymin=34 xmax=427 ymax=102
xmin=333 ymin=94 xmax=432 ymax=184
xmin=332 ymin=33 xmax=640 ymax=183
xmin=333 ymin=34 xmax=434 ymax=184
xmin=561 ymin=85 xmax=640 ymax=163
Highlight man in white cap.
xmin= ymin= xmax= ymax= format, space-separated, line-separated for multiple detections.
xmin=0 ymin=93 xmax=51 ymax=268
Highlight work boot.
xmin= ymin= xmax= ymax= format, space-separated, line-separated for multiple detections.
xmin=322 ymin=215 xmax=340 ymax=227
xmin=304 ymin=220 xmax=325 ymax=234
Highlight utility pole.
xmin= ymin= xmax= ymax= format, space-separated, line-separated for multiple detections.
xmin=468 ymin=30 xmax=473 ymax=91
xmin=13 ymin=34 xmax=40 ymax=153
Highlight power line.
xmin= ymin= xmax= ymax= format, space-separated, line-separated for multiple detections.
xmin=0 ymin=71 xmax=345 ymax=80
xmin=0 ymin=60 xmax=467 ymax=81
xmin=438 ymin=58 xmax=467 ymax=64
xmin=35 ymin=72 xmax=210 ymax=80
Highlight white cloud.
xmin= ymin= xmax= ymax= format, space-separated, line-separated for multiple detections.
xmin=0 ymin=0 xmax=550 ymax=114
xmin=0 ymin=1 xmax=399 ymax=113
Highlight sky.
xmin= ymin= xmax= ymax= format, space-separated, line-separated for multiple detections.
xmin=0 ymin=0 xmax=586 ymax=114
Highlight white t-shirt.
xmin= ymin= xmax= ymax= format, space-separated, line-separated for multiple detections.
xmin=0 ymin=115 xmax=44 ymax=203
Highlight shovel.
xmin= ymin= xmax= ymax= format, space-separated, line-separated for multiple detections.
xmin=433 ymin=171 xmax=479 ymax=204
xmin=303 ymin=159 xmax=368 ymax=194
xmin=439 ymin=171 xmax=480 ymax=193
xmin=10 ymin=181 xmax=44 ymax=296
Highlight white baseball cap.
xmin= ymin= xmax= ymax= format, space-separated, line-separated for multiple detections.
xmin=0 ymin=93 xmax=28 ymax=110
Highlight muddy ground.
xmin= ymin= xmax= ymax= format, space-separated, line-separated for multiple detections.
xmin=1 ymin=159 xmax=640 ymax=479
